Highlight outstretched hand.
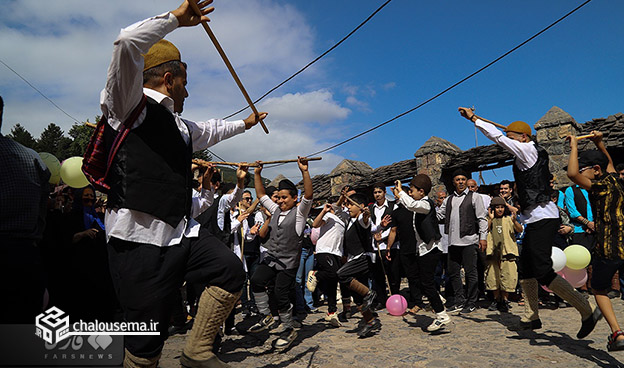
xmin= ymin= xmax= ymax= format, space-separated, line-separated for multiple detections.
xmin=298 ymin=156 xmax=309 ymax=172
xmin=244 ymin=112 xmax=269 ymax=130
xmin=458 ymin=107 xmax=476 ymax=121
xmin=172 ymin=0 xmax=214 ymax=27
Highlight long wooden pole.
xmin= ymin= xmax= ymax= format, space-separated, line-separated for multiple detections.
xmin=188 ymin=0 xmax=269 ymax=134
xmin=192 ymin=157 xmax=322 ymax=167
xmin=576 ymin=133 xmax=595 ymax=140
xmin=470 ymin=107 xmax=508 ymax=130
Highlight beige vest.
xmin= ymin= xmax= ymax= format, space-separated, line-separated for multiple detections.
xmin=486 ymin=217 xmax=519 ymax=257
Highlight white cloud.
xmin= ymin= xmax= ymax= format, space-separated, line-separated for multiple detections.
xmin=259 ymin=90 xmax=350 ymax=124
xmin=346 ymin=95 xmax=370 ymax=112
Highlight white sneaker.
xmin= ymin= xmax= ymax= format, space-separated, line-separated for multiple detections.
xmin=427 ymin=314 xmax=451 ymax=332
xmin=306 ymin=270 xmax=318 ymax=292
xmin=325 ymin=312 xmax=342 ymax=327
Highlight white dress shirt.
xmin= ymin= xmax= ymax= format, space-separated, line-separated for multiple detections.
xmin=101 ymin=12 xmax=246 ymax=247
xmin=315 ymin=210 xmax=349 ymax=257
xmin=370 ymin=200 xmax=395 ymax=251
xmin=475 ymin=119 xmax=558 ymax=224
xmin=259 ymin=195 xmax=313 ymax=237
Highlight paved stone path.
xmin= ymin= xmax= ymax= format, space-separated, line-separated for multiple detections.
xmin=161 ymin=298 xmax=624 ymax=368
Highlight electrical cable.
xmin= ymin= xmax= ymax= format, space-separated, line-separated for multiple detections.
xmin=0 ymin=58 xmax=82 ymax=124
xmin=223 ymin=0 xmax=393 ymax=119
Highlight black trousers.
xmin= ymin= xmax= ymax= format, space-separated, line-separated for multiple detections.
xmin=520 ymin=218 xmax=560 ymax=286
xmin=107 ymin=227 xmax=245 ymax=359
xmin=400 ymin=251 xmax=424 ymax=307
xmin=315 ymin=253 xmax=342 ymax=313
xmin=417 ymin=249 xmax=444 ymax=313
xmin=337 ymin=256 xmax=370 ymax=305
xmin=447 ymin=244 xmax=479 ymax=307
xmin=250 ymin=263 xmax=297 ymax=311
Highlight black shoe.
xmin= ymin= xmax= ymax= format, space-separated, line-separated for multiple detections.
xmin=487 ymin=301 xmax=498 ymax=311
xmin=517 ymin=319 xmax=542 ymax=330
xmin=357 ymin=318 xmax=381 ymax=338
xmin=168 ymin=319 xmax=193 ymax=336
xmin=460 ymin=305 xmax=476 ymax=314
xmin=497 ymin=301 xmax=509 ymax=313
xmin=338 ymin=310 xmax=351 ymax=323
xmin=361 ymin=290 xmax=377 ymax=312
xmin=577 ymin=308 xmax=603 ymax=339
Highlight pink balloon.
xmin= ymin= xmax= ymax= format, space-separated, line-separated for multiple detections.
xmin=310 ymin=227 xmax=319 ymax=245
xmin=561 ymin=267 xmax=588 ymax=288
xmin=386 ymin=294 xmax=407 ymax=316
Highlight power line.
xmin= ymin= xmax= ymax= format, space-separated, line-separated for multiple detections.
xmin=301 ymin=0 xmax=593 ymax=158
xmin=0 ymin=58 xmax=81 ymax=124
xmin=223 ymin=0 xmax=393 ymax=120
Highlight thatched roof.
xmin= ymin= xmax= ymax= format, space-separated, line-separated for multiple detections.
xmin=297 ymin=174 xmax=331 ymax=200
xmin=356 ymin=158 xmax=419 ymax=189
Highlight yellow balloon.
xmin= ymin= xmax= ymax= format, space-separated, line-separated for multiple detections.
xmin=564 ymin=244 xmax=591 ymax=270
xmin=60 ymin=156 xmax=89 ymax=188
xmin=38 ymin=152 xmax=61 ymax=185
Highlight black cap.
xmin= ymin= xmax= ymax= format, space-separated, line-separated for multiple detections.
xmin=578 ymin=150 xmax=609 ymax=171
xmin=278 ymin=179 xmax=297 ymax=191
xmin=452 ymin=168 xmax=471 ymax=179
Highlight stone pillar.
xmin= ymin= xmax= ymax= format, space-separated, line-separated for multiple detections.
xmin=414 ymin=136 xmax=462 ymax=196
xmin=534 ymin=106 xmax=582 ymax=189
xmin=329 ymin=159 xmax=373 ymax=198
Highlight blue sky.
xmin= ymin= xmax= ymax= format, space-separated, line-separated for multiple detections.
xmin=1 ymin=0 xmax=621 ymax=184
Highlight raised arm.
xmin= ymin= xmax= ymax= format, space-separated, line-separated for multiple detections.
xmin=312 ymin=203 xmax=332 ymax=228
xmin=298 ymin=156 xmax=313 ymax=200
xmin=590 ymin=131 xmax=615 ymax=173
xmin=254 ymin=161 xmax=266 ymax=198
xmin=566 ymin=135 xmax=592 ymax=190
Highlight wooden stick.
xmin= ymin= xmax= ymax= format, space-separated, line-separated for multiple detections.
xmin=343 ymin=193 xmax=365 ymax=210
xmin=85 ymin=122 xmax=97 ymax=128
xmin=238 ymin=203 xmax=246 ymax=261
xmin=576 ymin=133 xmax=595 ymax=140
xmin=192 ymin=157 xmax=322 ymax=167
xmin=188 ymin=0 xmax=269 ymax=134
xmin=470 ymin=107 xmax=508 ymax=130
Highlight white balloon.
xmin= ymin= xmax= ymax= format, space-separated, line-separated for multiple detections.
xmin=551 ymin=247 xmax=567 ymax=272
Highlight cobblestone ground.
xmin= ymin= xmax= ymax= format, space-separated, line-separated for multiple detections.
xmin=161 ymin=296 xmax=624 ymax=368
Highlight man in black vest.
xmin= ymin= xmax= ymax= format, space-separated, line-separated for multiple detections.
xmin=101 ymin=2 xmax=267 ymax=367
xmin=436 ymin=169 xmax=488 ymax=314
xmin=459 ymin=107 xmax=600 ymax=338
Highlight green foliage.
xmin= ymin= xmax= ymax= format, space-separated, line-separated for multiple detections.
xmin=36 ymin=123 xmax=72 ymax=160
xmin=7 ymin=123 xmax=37 ymax=149
xmin=67 ymin=119 xmax=96 ymax=157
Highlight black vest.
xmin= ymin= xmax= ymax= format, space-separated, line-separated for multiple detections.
xmin=414 ymin=198 xmax=442 ymax=244
xmin=343 ymin=218 xmax=372 ymax=257
xmin=571 ymin=185 xmax=591 ymax=222
xmin=104 ymin=97 xmax=192 ymax=227
xmin=512 ymin=142 xmax=551 ymax=210
xmin=196 ymin=195 xmax=232 ymax=245
xmin=369 ymin=201 xmax=394 ymax=225
xmin=444 ymin=191 xmax=478 ymax=238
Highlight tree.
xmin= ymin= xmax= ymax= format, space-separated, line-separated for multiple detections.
xmin=7 ymin=123 xmax=37 ymax=149
xmin=36 ymin=123 xmax=72 ymax=160
xmin=67 ymin=118 xmax=97 ymax=157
